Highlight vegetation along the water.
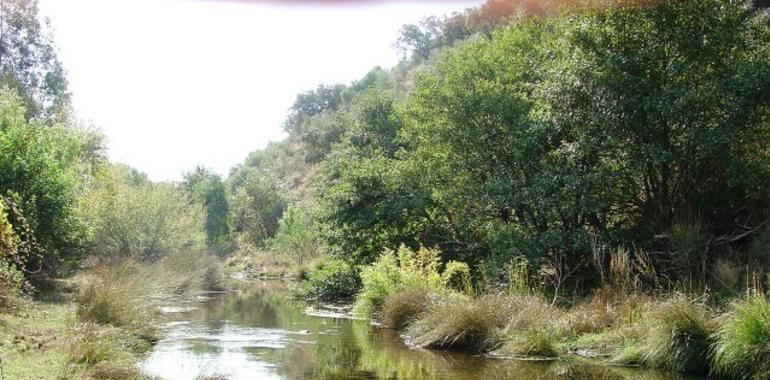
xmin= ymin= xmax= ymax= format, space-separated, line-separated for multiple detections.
xmin=3 ymin=0 xmax=770 ymax=378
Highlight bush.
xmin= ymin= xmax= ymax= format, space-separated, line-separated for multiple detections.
xmin=295 ymin=258 xmax=360 ymax=303
xmin=504 ymin=330 xmax=560 ymax=358
xmin=353 ymin=245 xmax=461 ymax=318
xmin=160 ymin=250 xmax=225 ymax=293
xmin=69 ymin=322 xmax=145 ymax=379
xmin=712 ymin=295 xmax=770 ymax=379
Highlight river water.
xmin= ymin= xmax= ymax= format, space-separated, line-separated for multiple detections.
xmin=141 ymin=280 xmax=695 ymax=380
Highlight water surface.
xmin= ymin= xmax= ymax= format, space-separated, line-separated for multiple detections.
xmin=142 ymin=280 xmax=696 ymax=380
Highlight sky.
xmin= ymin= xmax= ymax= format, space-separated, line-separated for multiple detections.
xmin=37 ymin=0 xmax=482 ymax=182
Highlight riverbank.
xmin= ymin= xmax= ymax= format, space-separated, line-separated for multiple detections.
xmin=351 ymin=287 xmax=770 ymax=379
xmin=0 ymin=251 xmax=224 ymax=379
xmin=294 ymin=246 xmax=770 ymax=379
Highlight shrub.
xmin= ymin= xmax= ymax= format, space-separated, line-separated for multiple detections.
xmin=353 ymin=245 xmax=458 ymax=318
xmin=296 ymin=258 xmax=360 ymax=303
xmin=638 ymin=296 xmax=714 ymax=373
xmin=442 ymin=261 xmax=472 ymax=295
xmin=712 ymin=295 xmax=770 ymax=379
xmin=0 ymin=260 xmax=26 ymax=309
xmin=160 ymin=250 xmax=225 ymax=293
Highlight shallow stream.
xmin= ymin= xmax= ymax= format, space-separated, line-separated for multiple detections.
xmin=141 ymin=280 xmax=696 ymax=380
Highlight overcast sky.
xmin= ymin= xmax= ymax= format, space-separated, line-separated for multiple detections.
xmin=37 ymin=0 xmax=481 ymax=181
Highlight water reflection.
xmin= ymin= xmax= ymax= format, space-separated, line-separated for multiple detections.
xmin=142 ymin=280 xmax=696 ymax=380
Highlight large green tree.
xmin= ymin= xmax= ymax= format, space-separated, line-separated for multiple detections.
xmin=0 ymin=88 xmax=103 ymax=271
xmin=0 ymin=0 xmax=70 ymax=120
xmin=183 ymin=166 xmax=231 ymax=250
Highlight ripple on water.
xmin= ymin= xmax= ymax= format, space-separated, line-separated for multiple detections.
xmin=141 ymin=322 xmax=288 ymax=380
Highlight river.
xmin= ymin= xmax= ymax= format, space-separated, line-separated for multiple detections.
xmin=141 ymin=280 xmax=696 ymax=380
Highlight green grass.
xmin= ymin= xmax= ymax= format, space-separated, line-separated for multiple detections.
xmin=0 ymin=299 xmax=82 ymax=379
xmin=503 ymin=329 xmax=560 ymax=358
xmin=712 ymin=295 xmax=770 ymax=379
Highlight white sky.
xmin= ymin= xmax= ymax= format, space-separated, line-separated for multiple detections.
xmin=38 ymin=0 xmax=481 ymax=182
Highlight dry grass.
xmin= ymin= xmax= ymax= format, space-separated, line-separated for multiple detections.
xmin=380 ymin=289 xmax=432 ymax=329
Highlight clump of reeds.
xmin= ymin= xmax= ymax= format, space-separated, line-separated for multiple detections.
xmin=380 ymin=288 xmax=432 ymax=329
xmin=503 ymin=329 xmax=560 ymax=358
xmin=712 ymin=294 xmax=770 ymax=379
xmin=406 ymin=294 xmax=514 ymax=352
xmin=76 ymin=261 xmax=159 ymax=342
xmin=68 ymin=322 xmax=145 ymax=379
xmin=637 ymin=296 xmax=715 ymax=373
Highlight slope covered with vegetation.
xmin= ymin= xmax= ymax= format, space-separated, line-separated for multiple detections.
xmin=4 ymin=0 xmax=770 ymax=378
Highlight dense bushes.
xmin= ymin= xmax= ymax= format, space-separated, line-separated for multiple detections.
xmin=85 ymin=164 xmax=206 ymax=260
xmin=305 ymin=0 xmax=770 ymax=299
xmin=0 ymin=88 xmax=104 ymax=272
xmin=294 ymin=258 xmax=360 ymax=303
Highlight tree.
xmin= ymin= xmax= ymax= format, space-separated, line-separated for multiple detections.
xmin=269 ymin=204 xmax=317 ymax=265
xmin=0 ymin=0 xmax=70 ymax=120
xmin=230 ymin=170 xmax=287 ymax=248
xmin=85 ymin=164 xmax=205 ymax=259
xmin=182 ymin=166 xmax=231 ymax=250
xmin=0 ymin=88 xmax=103 ymax=271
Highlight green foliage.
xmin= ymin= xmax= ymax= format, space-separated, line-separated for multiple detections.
xmin=639 ymin=297 xmax=714 ymax=373
xmin=182 ymin=166 xmax=231 ymax=251
xmin=85 ymin=164 xmax=206 ymax=259
xmin=353 ymin=245 xmax=464 ymax=318
xmin=0 ymin=0 xmax=71 ymax=120
xmin=230 ymin=170 xmax=287 ymax=248
xmin=441 ymin=261 xmax=472 ymax=295
xmin=712 ymin=295 xmax=770 ymax=379
xmin=269 ymin=204 xmax=318 ymax=265
xmin=315 ymin=0 xmax=770 ymax=296
xmin=0 ymin=88 xmax=104 ymax=271
xmin=295 ymin=258 xmax=360 ymax=303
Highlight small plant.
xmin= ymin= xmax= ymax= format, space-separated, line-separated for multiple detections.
xmin=77 ymin=262 xmax=156 ymax=336
xmin=353 ymin=245 xmax=449 ymax=318
xmin=712 ymin=295 xmax=770 ymax=379
xmin=69 ymin=323 xmax=145 ymax=379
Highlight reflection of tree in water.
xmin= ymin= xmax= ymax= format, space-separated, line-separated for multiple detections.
xmin=179 ymin=280 xmax=689 ymax=380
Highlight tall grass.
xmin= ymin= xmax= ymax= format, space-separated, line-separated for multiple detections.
xmin=72 ymin=250 xmax=224 ymax=377
xmin=76 ymin=261 xmax=160 ymax=342
xmin=380 ymin=288 xmax=432 ymax=329
xmin=638 ymin=296 xmax=715 ymax=373
xmin=712 ymin=295 xmax=770 ymax=379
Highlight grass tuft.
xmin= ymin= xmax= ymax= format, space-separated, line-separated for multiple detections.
xmin=504 ymin=329 xmax=560 ymax=358
xmin=380 ymin=288 xmax=432 ymax=329
xmin=406 ymin=294 xmax=511 ymax=352
xmin=638 ymin=296 xmax=714 ymax=373
xmin=712 ymin=295 xmax=770 ymax=379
